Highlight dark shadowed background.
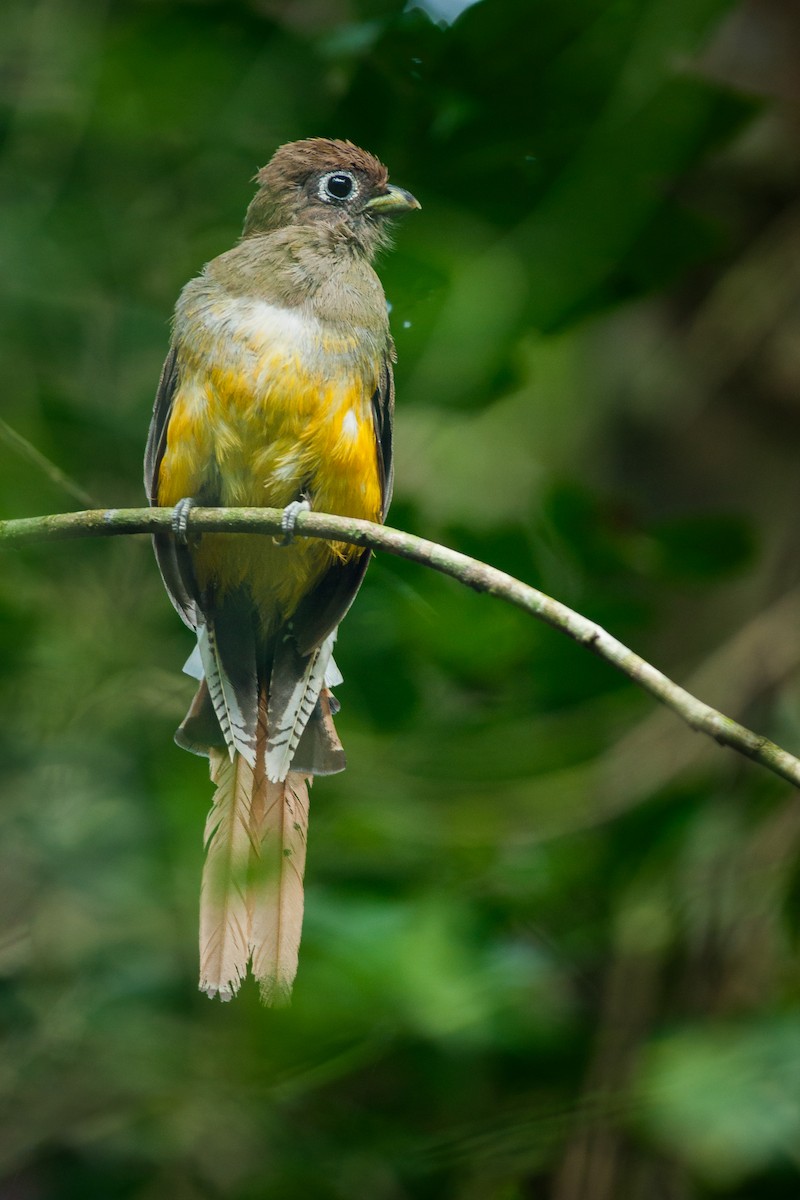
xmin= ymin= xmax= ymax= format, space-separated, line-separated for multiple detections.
xmin=2 ymin=0 xmax=800 ymax=1197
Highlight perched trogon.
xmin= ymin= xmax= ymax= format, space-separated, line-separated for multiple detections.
xmin=144 ymin=139 xmax=419 ymax=1003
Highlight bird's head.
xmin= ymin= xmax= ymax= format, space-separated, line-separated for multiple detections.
xmin=242 ymin=138 xmax=420 ymax=256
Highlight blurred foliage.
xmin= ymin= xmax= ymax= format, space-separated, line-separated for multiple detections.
xmin=2 ymin=0 xmax=800 ymax=1197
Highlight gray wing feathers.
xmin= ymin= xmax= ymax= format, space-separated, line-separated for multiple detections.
xmin=374 ymin=354 xmax=395 ymax=517
xmin=144 ymin=346 xmax=178 ymax=502
xmin=145 ymin=346 xmax=199 ymax=629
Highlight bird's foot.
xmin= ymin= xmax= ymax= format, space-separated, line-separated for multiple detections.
xmin=275 ymin=498 xmax=311 ymax=546
xmin=172 ymin=497 xmax=196 ymax=544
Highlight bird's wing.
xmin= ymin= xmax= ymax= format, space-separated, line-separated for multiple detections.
xmin=144 ymin=346 xmax=199 ymax=629
xmin=144 ymin=346 xmax=177 ymax=503
xmin=374 ymin=352 xmax=395 ymax=518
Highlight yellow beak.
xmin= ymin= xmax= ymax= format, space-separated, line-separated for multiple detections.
xmin=364 ymin=184 xmax=421 ymax=215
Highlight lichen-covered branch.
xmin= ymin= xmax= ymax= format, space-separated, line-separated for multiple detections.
xmin=2 ymin=504 xmax=799 ymax=789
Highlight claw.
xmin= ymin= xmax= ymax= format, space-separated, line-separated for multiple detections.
xmin=172 ymin=497 xmax=196 ymax=544
xmin=275 ymin=498 xmax=311 ymax=546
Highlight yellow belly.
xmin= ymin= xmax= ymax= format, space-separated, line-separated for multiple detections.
xmin=157 ymin=350 xmax=382 ymax=629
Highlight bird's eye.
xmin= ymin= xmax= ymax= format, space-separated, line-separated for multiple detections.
xmin=319 ymin=171 xmax=358 ymax=203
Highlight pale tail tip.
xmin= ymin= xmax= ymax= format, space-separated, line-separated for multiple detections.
xmin=200 ymin=983 xmax=235 ymax=1002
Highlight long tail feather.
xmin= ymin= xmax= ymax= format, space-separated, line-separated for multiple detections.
xmin=199 ymin=747 xmax=255 ymax=1000
xmin=198 ymin=689 xmax=311 ymax=1005
xmin=248 ymin=770 xmax=310 ymax=1006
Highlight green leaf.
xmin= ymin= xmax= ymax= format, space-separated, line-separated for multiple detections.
xmin=639 ymin=1019 xmax=800 ymax=1183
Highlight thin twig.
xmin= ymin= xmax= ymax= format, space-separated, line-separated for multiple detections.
xmin=0 ymin=417 xmax=98 ymax=508
xmin=1 ymin=504 xmax=798 ymax=789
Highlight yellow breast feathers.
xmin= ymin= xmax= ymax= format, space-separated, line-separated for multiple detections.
xmin=157 ymin=293 xmax=383 ymax=624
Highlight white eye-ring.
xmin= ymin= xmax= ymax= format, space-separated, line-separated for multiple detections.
xmin=318 ymin=170 xmax=359 ymax=203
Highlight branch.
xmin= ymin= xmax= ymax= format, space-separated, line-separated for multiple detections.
xmin=2 ymin=505 xmax=799 ymax=790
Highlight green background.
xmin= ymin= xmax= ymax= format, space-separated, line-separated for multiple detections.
xmin=2 ymin=0 xmax=800 ymax=1196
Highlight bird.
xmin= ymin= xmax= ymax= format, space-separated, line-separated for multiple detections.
xmin=144 ymin=138 xmax=420 ymax=1004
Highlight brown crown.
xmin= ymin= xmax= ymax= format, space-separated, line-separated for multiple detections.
xmin=256 ymin=138 xmax=389 ymax=192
